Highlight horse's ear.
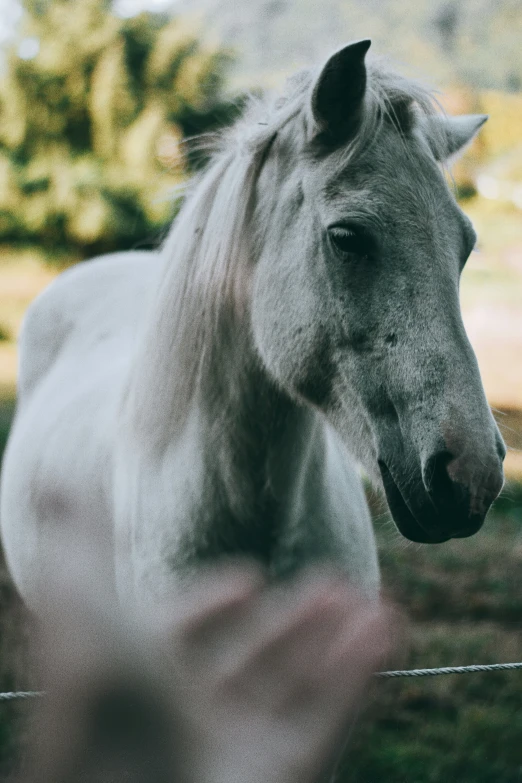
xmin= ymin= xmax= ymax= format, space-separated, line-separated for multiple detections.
xmin=310 ymin=39 xmax=371 ymax=139
xmin=422 ymin=114 xmax=488 ymax=162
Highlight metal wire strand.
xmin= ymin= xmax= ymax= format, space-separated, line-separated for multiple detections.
xmin=0 ymin=691 xmax=44 ymax=701
xmin=376 ymin=662 xmax=522 ymax=678
xmin=1 ymin=662 xmax=522 ymax=700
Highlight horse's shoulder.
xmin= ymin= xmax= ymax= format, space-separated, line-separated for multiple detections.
xmin=18 ymin=251 xmax=157 ymax=400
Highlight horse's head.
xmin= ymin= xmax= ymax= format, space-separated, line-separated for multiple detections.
xmin=252 ymin=40 xmax=505 ymax=543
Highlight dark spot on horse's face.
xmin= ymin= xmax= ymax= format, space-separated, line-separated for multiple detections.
xmin=336 ymin=321 xmax=379 ymax=356
xmin=364 ymin=383 xmax=398 ymax=420
xmin=341 ymin=330 xmax=373 ymax=355
xmin=385 ymin=332 xmax=398 ymax=347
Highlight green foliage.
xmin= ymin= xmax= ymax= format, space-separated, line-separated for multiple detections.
xmin=0 ymin=0 xmax=238 ymax=256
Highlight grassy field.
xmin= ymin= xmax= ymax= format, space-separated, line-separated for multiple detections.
xmin=346 ymin=491 xmax=522 ymax=782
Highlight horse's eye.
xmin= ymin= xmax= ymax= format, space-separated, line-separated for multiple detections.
xmin=329 ymin=227 xmax=372 ymax=259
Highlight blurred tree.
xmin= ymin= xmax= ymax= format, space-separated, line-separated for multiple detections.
xmin=0 ymin=0 xmax=237 ymax=256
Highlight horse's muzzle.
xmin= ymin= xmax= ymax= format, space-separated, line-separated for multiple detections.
xmin=378 ymin=443 xmax=505 ymax=543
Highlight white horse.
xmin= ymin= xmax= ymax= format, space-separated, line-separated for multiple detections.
xmin=1 ymin=41 xmax=505 ymax=609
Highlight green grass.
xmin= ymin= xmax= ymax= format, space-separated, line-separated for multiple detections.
xmin=344 ymin=499 xmax=522 ymax=782
xmin=376 ymin=507 xmax=522 ymax=623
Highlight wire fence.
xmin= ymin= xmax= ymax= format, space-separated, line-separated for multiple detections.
xmin=1 ymin=661 xmax=521 ymax=700
xmin=376 ymin=661 xmax=522 ymax=678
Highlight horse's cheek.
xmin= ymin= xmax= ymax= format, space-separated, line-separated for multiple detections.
xmin=251 ymin=262 xmax=328 ymax=394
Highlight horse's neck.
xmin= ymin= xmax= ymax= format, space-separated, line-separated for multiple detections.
xmin=201 ymin=353 xmax=314 ymax=513
xmin=187 ymin=354 xmax=321 ymax=564
xmin=126 ymin=264 xmax=320 ymax=563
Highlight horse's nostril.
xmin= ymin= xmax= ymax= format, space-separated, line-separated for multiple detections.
xmin=423 ymin=444 xmax=503 ymax=526
xmin=496 ymin=437 xmax=507 ymax=462
xmin=422 ymin=449 xmax=472 ymax=521
xmin=422 ymin=450 xmax=453 ymax=497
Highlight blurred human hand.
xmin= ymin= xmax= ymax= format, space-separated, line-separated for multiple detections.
xmin=18 ymin=562 xmax=400 ymax=783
